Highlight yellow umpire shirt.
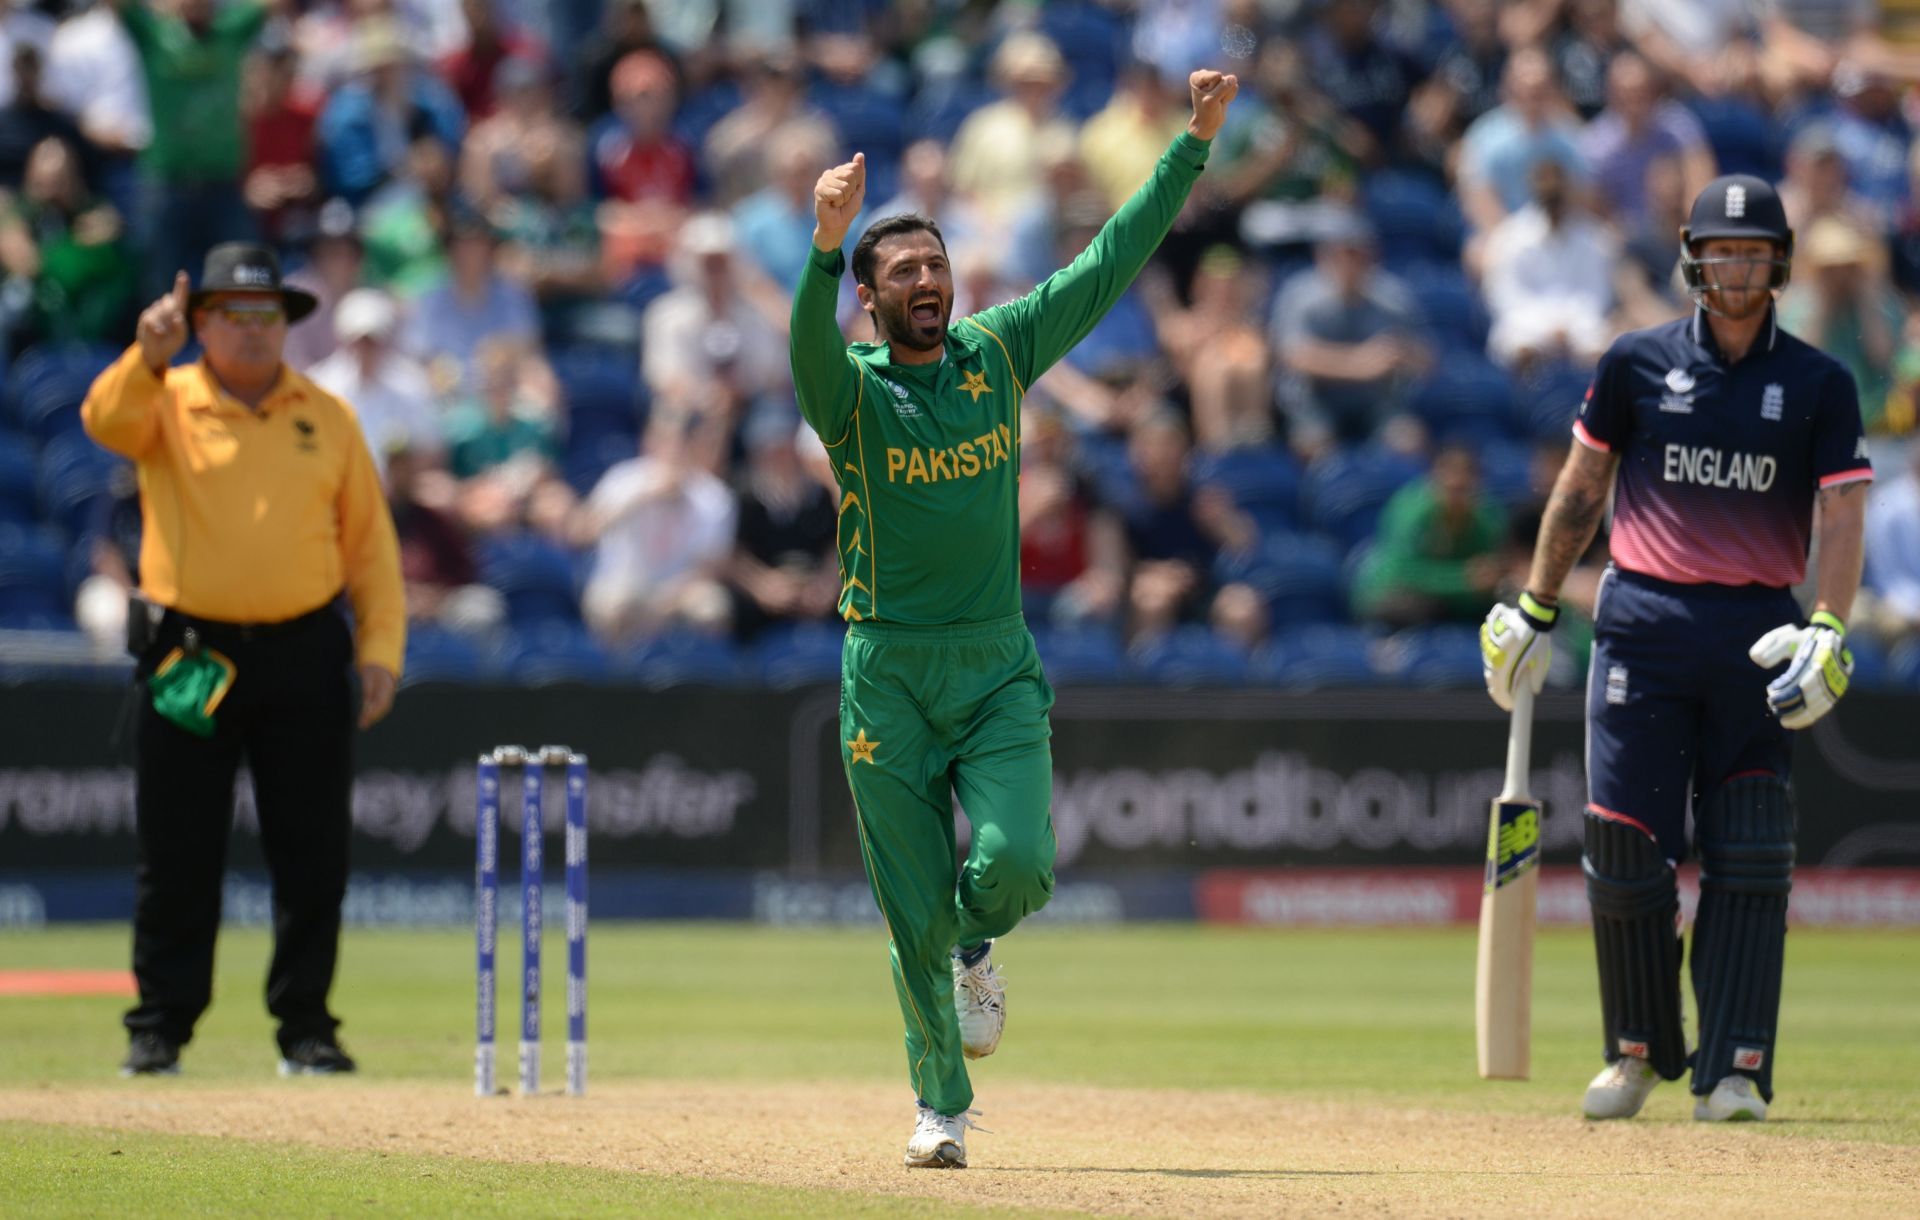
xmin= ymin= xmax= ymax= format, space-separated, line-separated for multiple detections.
xmin=81 ymin=346 xmax=407 ymax=678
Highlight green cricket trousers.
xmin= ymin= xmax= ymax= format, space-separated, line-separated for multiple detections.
xmin=839 ymin=613 xmax=1057 ymax=1115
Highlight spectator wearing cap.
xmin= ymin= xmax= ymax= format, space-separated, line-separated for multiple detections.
xmin=44 ymin=1 xmax=152 ymax=164
xmin=399 ymin=207 xmax=540 ymax=392
xmin=1458 ymin=46 xmax=1587 ymax=241
xmin=438 ymin=0 xmax=545 ymax=120
xmin=1270 ymin=214 xmax=1430 ymax=459
xmin=589 ymin=49 xmax=693 ymax=275
xmin=571 ymin=407 xmax=738 ymax=645
xmin=725 ymin=410 xmax=841 ymax=640
xmin=732 ymin=120 xmax=837 ymax=291
xmin=641 ymin=211 xmax=788 ymax=414
xmin=82 ymin=242 xmax=403 ymax=1078
xmin=1580 ymin=53 xmax=1717 ymax=230
xmin=460 ymin=54 xmax=577 ymax=213
xmin=282 ymin=198 xmax=364 ymax=370
xmin=314 ymin=18 xmax=466 ymax=205
xmin=110 ymin=0 xmax=276 ymax=296
xmin=948 ymin=31 xmax=1077 ymax=223
xmin=309 ymin=287 xmax=443 ymax=476
xmin=0 ymin=134 xmax=137 ymax=349
xmin=243 ymin=30 xmax=322 ymax=247
xmin=0 ymin=43 xmax=91 ymax=191
xmin=1145 ymin=244 xmax=1274 ymax=450
xmin=1779 ymin=217 xmax=1905 ymax=428
xmin=1480 ymin=158 xmax=1617 ymax=371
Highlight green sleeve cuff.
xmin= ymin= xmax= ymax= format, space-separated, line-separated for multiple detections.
xmin=1170 ymin=131 xmax=1211 ymax=171
xmin=808 ymin=245 xmax=846 ymax=276
xmin=1810 ymin=610 xmax=1847 ymax=636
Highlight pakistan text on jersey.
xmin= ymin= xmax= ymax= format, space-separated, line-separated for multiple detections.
xmin=1661 ymin=444 xmax=1778 ymax=492
xmin=884 ymin=424 xmax=1015 ymax=485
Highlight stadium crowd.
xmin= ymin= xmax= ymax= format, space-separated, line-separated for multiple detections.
xmin=2 ymin=0 xmax=1919 ymax=688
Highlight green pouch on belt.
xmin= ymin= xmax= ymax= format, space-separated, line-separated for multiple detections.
xmin=148 ymin=632 xmax=237 ymax=738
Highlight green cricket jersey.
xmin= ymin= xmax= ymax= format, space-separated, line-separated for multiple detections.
xmin=790 ymin=131 xmax=1211 ymax=626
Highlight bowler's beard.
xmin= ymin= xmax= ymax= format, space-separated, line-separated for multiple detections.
xmin=874 ymin=290 xmax=950 ymax=353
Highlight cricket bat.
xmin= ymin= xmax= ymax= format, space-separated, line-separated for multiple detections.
xmin=1476 ymin=682 xmax=1541 ymax=1080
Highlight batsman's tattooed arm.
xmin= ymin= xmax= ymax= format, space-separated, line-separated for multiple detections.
xmin=1526 ymin=441 xmax=1618 ymax=604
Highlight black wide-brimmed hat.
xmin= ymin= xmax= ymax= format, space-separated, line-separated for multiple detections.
xmin=188 ymin=243 xmax=319 ymax=322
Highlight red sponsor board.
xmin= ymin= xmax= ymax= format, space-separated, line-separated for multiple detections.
xmin=1195 ymin=868 xmax=1920 ymax=927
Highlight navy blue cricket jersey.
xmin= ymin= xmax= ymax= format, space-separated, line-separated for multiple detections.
xmin=1574 ymin=309 xmax=1873 ymax=588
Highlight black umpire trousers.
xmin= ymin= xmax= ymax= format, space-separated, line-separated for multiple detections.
xmin=123 ymin=604 xmax=357 ymax=1053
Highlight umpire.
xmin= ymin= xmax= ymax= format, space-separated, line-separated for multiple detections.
xmin=82 ymin=243 xmax=406 ymax=1077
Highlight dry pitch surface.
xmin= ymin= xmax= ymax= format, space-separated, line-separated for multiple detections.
xmin=4 ymin=1080 xmax=1916 ymax=1218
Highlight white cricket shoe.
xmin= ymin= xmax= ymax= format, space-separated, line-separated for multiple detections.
xmin=1695 ymin=1073 xmax=1768 ymax=1122
xmin=904 ymin=1104 xmax=986 ymax=1169
xmin=953 ymin=946 xmax=1006 ymax=1061
xmin=1583 ymin=1056 xmax=1661 ymax=1120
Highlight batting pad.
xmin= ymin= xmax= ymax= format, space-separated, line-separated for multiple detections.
xmin=1691 ymin=775 xmax=1795 ymax=1101
xmin=1583 ymin=812 xmax=1688 ymax=1080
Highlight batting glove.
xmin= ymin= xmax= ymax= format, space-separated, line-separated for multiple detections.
xmin=1750 ymin=611 xmax=1852 ymax=730
xmin=1481 ymin=591 xmax=1557 ymax=712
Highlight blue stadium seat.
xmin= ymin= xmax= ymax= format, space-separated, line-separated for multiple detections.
xmin=1401 ymin=262 xmax=1490 ymax=352
xmin=1030 ymin=624 xmax=1128 ymax=685
xmin=1254 ymin=624 xmax=1380 ymax=688
xmin=563 ymin=433 xmax=639 ymax=497
xmin=1214 ymin=532 xmax=1347 ymax=627
xmin=552 ymin=348 xmax=644 ymax=444
xmin=1300 ymin=447 xmax=1425 ymax=552
xmin=400 ymin=623 xmax=490 ymax=685
xmin=1361 ymin=170 xmax=1466 ymax=265
xmin=35 ymin=433 xmax=125 ymax=538
xmin=623 ymin=629 xmax=742 ymax=688
xmin=6 ymin=344 xmax=115 ymax=440
xmin=0 ymin=526 xmax=74 ymax=619
xmin=1846 ymin=634 xmax=1890 ymax=690
xmin=1890 ymin=639 xmax=1920 ymax=691
xmin=498 ymin=622 xmax=614 ymax=686
xmin=0 ymin=433 xmax=37 ymax=526
xmin=477 ymin=534 xmax=582 ymax=626
xmin=1193 ymin=444 xmax=1304 ymax=535
xmin=1411 ymin=352 xmax=1519 ymax=444
xmin=1477 ymin=437 xmax=1537 ymax=509
xmin=1379 ymin=624 xmax=1485 ymax=686
xmin=755 ymin=621 xmax=846 ymax=689
xmin=1128 ymin=625 xmax=1253 ymax=687
xmin=1519 ymin=361 xmax=1594 ymax=442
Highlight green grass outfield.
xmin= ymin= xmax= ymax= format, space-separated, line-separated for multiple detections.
xmin=2 ymin=924 xmax=1917 ymax=1215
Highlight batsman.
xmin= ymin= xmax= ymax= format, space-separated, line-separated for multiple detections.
xmin=791 ymin=71 xmax=1237 ymax=1167
xmin=1482 ymin=175 xmax=1871 ymax=1122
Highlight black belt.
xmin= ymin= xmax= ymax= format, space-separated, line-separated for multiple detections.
xmin=164 ymin=600 xmax=340 ymax=644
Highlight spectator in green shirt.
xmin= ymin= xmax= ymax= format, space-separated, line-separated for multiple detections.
xmin=112 ymin=0 xmax=277 ymax=294
xmin=1354 ymin=445 xmax=1507 ymax=628
xmin=0 ymin=134 xmax=138 ymax=348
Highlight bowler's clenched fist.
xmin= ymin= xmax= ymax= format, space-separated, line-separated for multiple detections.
xmin=812 ymin=152 xmax=866 ymax=252
xmin=1186 ymin=70 xmax=1240 ymax=141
